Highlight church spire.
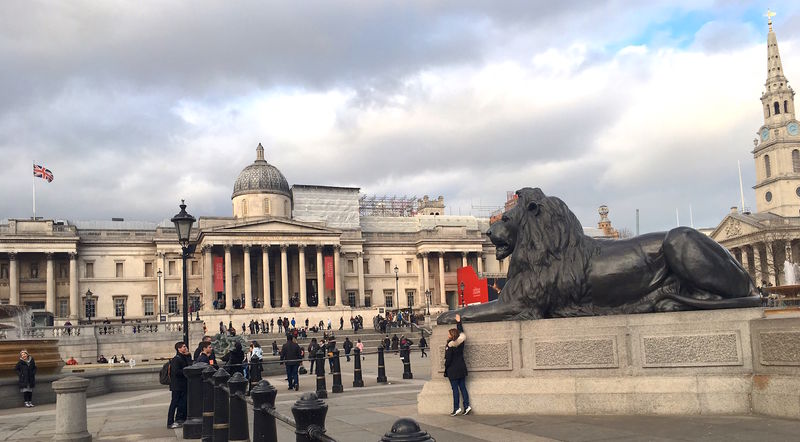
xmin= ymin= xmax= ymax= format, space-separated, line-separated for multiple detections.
xmin=765 ymin=9 xmax=786 ymax=87
xmin=760 ymin=10 xmax=795 ymax=126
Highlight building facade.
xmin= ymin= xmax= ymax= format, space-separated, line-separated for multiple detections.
xmin=712 ymin=16 xmax=800 ymax=286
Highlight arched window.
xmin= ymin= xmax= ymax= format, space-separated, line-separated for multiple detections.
xmin=765 ymin=155 xmax=772 ymax=178
xmin=775 ymin=102 xmax=781 ymax=115
xmin=242 ymin=200 xmax=248 ymax=216
xmin=785 ymin=100 xmax=790 ymax=113
xmin=263 ymin=198 xmax=271 ymax=215
xmin=793 ymin=150 xmax=800 ymax=173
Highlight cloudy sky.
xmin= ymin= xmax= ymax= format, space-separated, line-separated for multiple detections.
xmin=2 ymin=1 xmax=800 ymax=233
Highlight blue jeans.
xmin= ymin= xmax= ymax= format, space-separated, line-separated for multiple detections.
xmin=286 ymin=364 xmax=299 ymax=388
xmin=449 ymin=377 xmax=469 ymax=411
xmin=167 ymin=389 xmax=187 ymax=425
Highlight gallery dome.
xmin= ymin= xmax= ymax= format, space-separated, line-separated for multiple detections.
xmin=232 ymin=143 xmax=290 ymax=199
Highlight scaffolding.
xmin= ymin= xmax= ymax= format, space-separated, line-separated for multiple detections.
xmin=359 ymin=194 xmax=419 ymax=217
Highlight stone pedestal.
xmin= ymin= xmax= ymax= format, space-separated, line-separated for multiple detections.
xmin=418 ymin=308 xmax=800 ymax=419
xmin=52 ymin=376 xmax=91 ymax=442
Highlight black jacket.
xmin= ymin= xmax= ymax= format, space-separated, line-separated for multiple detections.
xmin=193 ymin=344 xmax=216 ymax=365
xmin=169 ymin=352 xmax=192 ymax=392
xmin=280 ymin=341 xmax=303 ymax=366
xmin=444 ymin=321 xmax=467 ymax=380
xmin=343 ymin=339 xmax=353 ymax=353
xmin=196 ymin=353 xmax=211 ymax=364
xmin=222 ymin=347 xmax=245 ymax=374
xmin=308 ymin=342 xmax=320 ymax=359
xmin=249 ymin=353 xmax=263 ymax=381
xmin=15 ymin=358 xmax=36 ymax=389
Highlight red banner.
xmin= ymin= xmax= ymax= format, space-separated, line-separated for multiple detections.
xmin=324 ymin=255 xmax=334 ymax=290
xmin=213 ymin=256 xmax=224 ymax=293
xmin=457 ymin=266 xmax=488 ymax=305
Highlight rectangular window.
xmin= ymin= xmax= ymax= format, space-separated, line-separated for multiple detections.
xmin=115 ymin=262 xmax=124 ymax=278
xmin=364 ymin=290 xmax=372 ymax=308
xmin=444 ymin=258 xmax=450 ymax=273
xmin=406 ymin=260 xmax=412 ymax=274
xmin=59 ymin=263 xmax=68 ymax=279
xmin=191 ymin=260 xmax=198 ymax=275
xmin=384 ymin=260 xmax=391 ymax=274
xmin=168 ymin=260 xmax=176 ymax=276
xmin=0 ymin=263 xmax=7 ymax=279
xmin=114 ymin=298 xmax=126 ymax=317
xmin=168 ymin=296 xmax=178 ymax=314
xmin=58 ymin=299 xmax=69 ymax=317
xmin=406 ymin=290 xmax=415 ymax=307
xmin=85 ymin=298 xmax=96 ymax=319
xmin=30 ymin=263 xmax=40 ymax=279
xmin=144 ymin=262 xmax=154 ymax=277
xmin=363 ymin=260 xmax=369 ymax=274
xmin=143 ymin=297 xmax=155 ymax=316
xmin=85 ymin=262 xmax=94 ymax=278
xmin=384 ymin=290 xmax=394 ymax=308
xmin=307 ymin=257 xmax=315 ymax=272
xmin=347 ymin=259 xmax=354 ymax=273
xmin=347 ymin=291 xmax=356 ymax=307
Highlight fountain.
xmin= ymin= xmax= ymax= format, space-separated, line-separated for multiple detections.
xmin=0 ymin=305 xmax=63 ymax=375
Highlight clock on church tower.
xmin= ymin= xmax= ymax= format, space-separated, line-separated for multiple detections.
xmin=753 ymin=12 xmax=800 ymax=216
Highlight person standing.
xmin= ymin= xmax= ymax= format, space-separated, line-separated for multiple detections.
xmin=248 ymin=341 xmax=263 ymax=394
xmin=15 ymin=350 xmax=37 ymax=408
xmin=272 ymin=340 xmax=279 ymax=356
xmin=167 ymin=341 xmax=192 ymax=428
xmin=339 ymin=316 xmax=344 ymax=330
xmin=222 ymin=342 xmax=245 ymax=376
xmin=307 ymin=338 xmax=319 ymax=375
xmin=196 ymin=341 xmax=213 ymax=364
xmin=356 ymin=339 xmax=364 ymax=360
xmin=193 ymin=336 xmax=216 ymax=365
xmin=280 ymin=335 xmax=302 ymax=391
xmin=444 ymin=314 xmax=471 ymax=416
xmin=419 ymin=334 xmax=428 ymax=357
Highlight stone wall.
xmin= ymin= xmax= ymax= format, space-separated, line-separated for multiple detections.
xmin=418 ymin=308 xmax=800 ymax=419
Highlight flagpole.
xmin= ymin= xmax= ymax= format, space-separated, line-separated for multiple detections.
xmin=32 ymin=162 xmax=36 ymax=220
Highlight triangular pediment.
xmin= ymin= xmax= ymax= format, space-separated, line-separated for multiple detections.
xmin=200 ymin=217 xmax=339 ymax=235
xmin=709 ymin=214 xmax=764 ymax=241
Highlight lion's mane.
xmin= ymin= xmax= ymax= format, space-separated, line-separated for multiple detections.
xmin=500 ymin=188 xmax=596 ymax=318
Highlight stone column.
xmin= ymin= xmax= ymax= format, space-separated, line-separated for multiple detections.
xmin=280 ymin=244 xmax=289 ymax=308
xmin=316 ymin=246 xmax=326 ymax=306
xmin=243 ymin=245 xmax=252 ymax=309
xmin=753 ymin=244 xmax=765 ymax=285
xmin=357 ymin=252 xmax=366 ymax=307
xmin=461 ymin=252 xmax=468 ymax=269
xmin=416 ymin=254 xmax=424 ymax=306
xmin=740 ymin=247 xmax=750 ymax=279
xmin=477 ymin=253 xmax=484 ymax=275
xmin=203 ymin=246 xmax=213 ymax=311
xmin=69 ymin=253 xmax=79 ymax=319
xmin=9 ymin=253 xmax=19 ymax=305
xmin=422 ymin=253 xmax=429 ymax=294
xmin=298 ymin=244 xmax=307 ymax=308
xmin=224 ymin=246 xmax=233 ymax=310
xmin=438 ymin=252 xmax=446 ymax=306
xmin=46 ymin=253 xmax=55 ymax=314
xmin=334 ymin=246 xmax=343 ymax=306
xmin=52 ymin=376 xmax=91 ymax=442
xmin=262 ymin=245 xmax=271 ymax=309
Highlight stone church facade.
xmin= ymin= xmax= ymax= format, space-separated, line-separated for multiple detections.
xmin=711 ymin=17 xmax=800 ymax=286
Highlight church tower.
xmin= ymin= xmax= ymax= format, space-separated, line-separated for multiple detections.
xmin=754 ymin=11 xmax=800 ymax=216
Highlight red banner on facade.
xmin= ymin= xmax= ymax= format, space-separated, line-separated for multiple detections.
xmin=456 ymin=266 xmax=489 ymax=305
xmin=213 ymin=256 xmax=224 ymax=292
xmin=324 ymin=255 xmax=334 ymax=290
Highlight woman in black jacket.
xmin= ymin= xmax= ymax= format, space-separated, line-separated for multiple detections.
xmin=444 ymin=314 xmax=471 ymax=416
xmin=15 ymin=350 xmax=37 ymax=408
xmin=222 ymin=341 xmax=245 ymax=375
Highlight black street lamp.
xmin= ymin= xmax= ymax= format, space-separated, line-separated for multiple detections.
xmin=459 ymin=281 xmax=465 ymax=308
xmin=393 ymin=265 xmax=399 ymax=311
xmin=425 ymin=289 xmax=431 ymax=315
xmin=85 ymin=289 xmax=95 ymax=323
xmin=157 ymin=269 xmax=163 ymax=319
xmin=171 ymin=200 xmax=196 ymax=347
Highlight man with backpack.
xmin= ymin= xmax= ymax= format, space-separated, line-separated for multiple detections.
xmin=166 ymin=341 xmax=192 ymax=429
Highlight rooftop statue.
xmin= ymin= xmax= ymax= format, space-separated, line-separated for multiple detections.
xmin=438 ymin=188 xmax=761 ymax=324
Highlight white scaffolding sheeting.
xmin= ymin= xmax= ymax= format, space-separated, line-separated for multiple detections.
xmin=291 ymin=185 xmax=361 ymax=229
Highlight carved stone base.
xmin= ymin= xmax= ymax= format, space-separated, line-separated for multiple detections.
xmin=418 ymin=308 xmax=800 ymax=419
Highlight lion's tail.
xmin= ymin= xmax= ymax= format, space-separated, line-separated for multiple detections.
xmin=662 ymin=293 xmax=762 ymax=309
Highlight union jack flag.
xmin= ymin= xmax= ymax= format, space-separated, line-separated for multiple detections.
xmin=33 ymin=164 xmax=54 ymax=182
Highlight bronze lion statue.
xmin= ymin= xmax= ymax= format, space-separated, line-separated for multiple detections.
xmin=438 ymin=187 xmax=761 ymax=324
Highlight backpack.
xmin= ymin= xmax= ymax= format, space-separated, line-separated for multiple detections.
xmin=159 ymin=359 xmax=171 ymax=385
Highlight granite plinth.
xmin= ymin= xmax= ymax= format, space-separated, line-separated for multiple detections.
xmin=418 ymin=308 xmax=800 ymax=419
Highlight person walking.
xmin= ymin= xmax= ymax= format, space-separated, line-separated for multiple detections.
xmin=280 ymin=335 xmax=303 ymax=391
xmin=15 ymin=350 xmax=37 ymax=408
xmin=444 ymin=314 xmax=471 ymax=416
xmin=419 ymin=334 xmax=428 ymax=357
xmin=167 ymin=341 xmax=192 ymax=428
xmin=342 ymin=337 xmax=353 ymax=362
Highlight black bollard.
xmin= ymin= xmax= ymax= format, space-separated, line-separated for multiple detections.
xmin=315 ymin=349 xmax=328 ymax=398
xmin=251 ymin=379 xmax=278 ymax=442
xmin=377 ymin=347 xmax=388 ymax=383
xmin=291 ymin=392 xmax=329 ymax=442
xmin=227 ymin=372 xmax=249 ymax=442
xmin=201 ymin=364 xmax=217 ymax=442
xmin=381 ymin=418 xmax=435 ymax=442
xmin=183 ymin=362 xmax=207 ymax=439
xmin=402 ymin=347 xmax=413 ymax=380
xmin=352 ymin=348 xmax=364 ymax=388
xmin=212 ymin=368 xmax=231 ymax=442
xmin=331 ymin=349 xmax=343 ymax=393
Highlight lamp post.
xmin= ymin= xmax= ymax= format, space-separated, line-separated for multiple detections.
xmin=171 ymin=200 xmax=196 ymax=347
xmin=85 ymin=289 xmax=94 ymax=323
xmin=459 ymin=281 xmax=465 ymax=308
xmin=393 ymin=265 xmax=399 ymax=311
xmin=157 ymin=269 xmax=163 ymax=319
xmin=424 ymin=289 xmax=431 ymax=316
